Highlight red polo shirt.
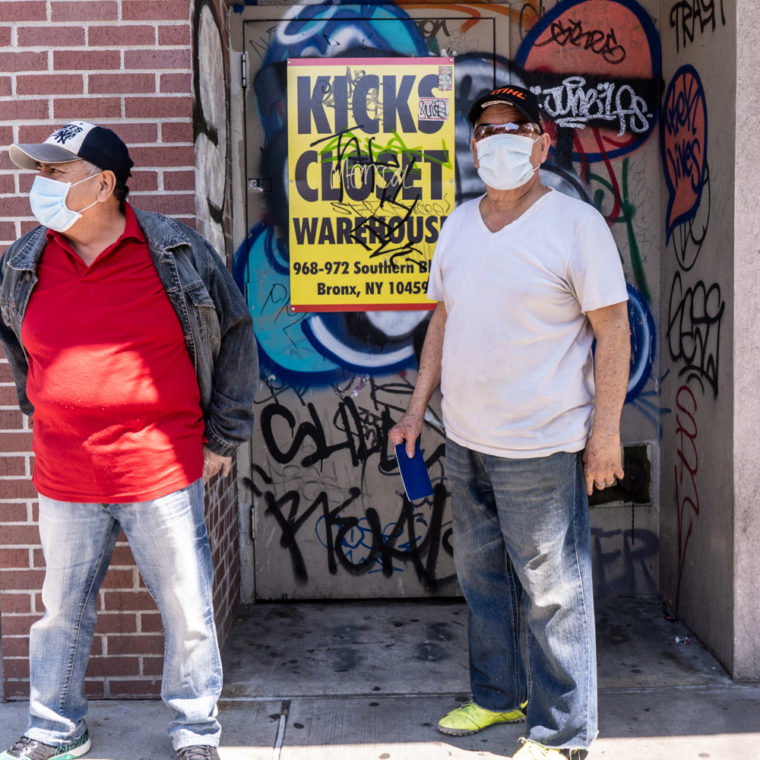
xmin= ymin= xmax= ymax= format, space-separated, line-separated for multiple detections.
xmin=22 ymin=204 xmax=204 ymax=503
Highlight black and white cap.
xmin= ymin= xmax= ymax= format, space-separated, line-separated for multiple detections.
xmin=9 ymin=121 xmax=133 ymax=184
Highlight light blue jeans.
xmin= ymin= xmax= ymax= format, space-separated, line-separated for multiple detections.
xmin=26 ymin=479 xmax=222 ymax=750
xmin=446 ymin=441 xmax=597 ymax=751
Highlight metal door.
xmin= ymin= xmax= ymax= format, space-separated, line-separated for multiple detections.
xmin=237 ymin=3 xmax=510 ymax=599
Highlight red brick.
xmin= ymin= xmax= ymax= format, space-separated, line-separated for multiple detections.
xmin=0 ymin=77 xmax=11 ymax=97
xmin=0 ymin=172 xmax=14 ymax=193
xmin=0 ymin=409 xmax=24 ymax=430
xmin=122 ymin=0 xmax=189 ymax=21
xmin=106 ymin=633 xmax=164 ymax=655
xmin=1 ymin=2 xmax=47 ymax=21
xmin=0 ymin=479 xmax=38 ymax=500
xmin=142 ymin=655 xmax=164 ymax=675
xmin=0 ymin=569 xmax=45 ymax=589
xmin=101 ymin=568 xmax=136 ymax=589
xmin=94 ymin=612 xmax=138 ymax=634
xmin=86 ymin=655 xmax=140 ymax=677
xmin=16 ymin=124 xmax=58 ymax=143
xmin=0 ymin=51 xmax=48 ymax=71
xmin=0 ymin=99 xmax=50 ymax=121
xmin=54 ymin=50 xmax=120 ymax=71
xmin=20 ymin=220 xmax=40 ymax=236
xmin=89 ymin=73 xmax=155 ymax=95
xmin=101 ymin=589 xmax=157 ymax=611
xmin=0 ymin=384 xmax=22 ymax=404
xmin=51 ymin=2 xmax=118 ymax=21
xmin=17 ymin=74 xmax=83 ymax=96
xmin=0 ymin=432 xmax=34 ymax=452
xmin=131 ymin=145 xmax=194 ymax=167
xmin=0 ymin=502 xmax=29 ymax=522
xmin=32 ymin=548 xmax=44 ymax=568
xmin=89 ymin=636 xmax=103 ymax=656
xmin=0 ymin=549 xmax=31 ymax=568
xmin=110 ymin=544 xmax=137 ymax=565
xmin=163 ymin=170 xmax=194 ymax=191
xmin=140 ymin=612 xmax=163 ymax=633
xmin=124 ymin=49 xmax=190 ymax=71
xmin=0 ymin=457 xmax=28 ymax=477
xmin=158 ymin=24 xmax=191 ymax=46
xmin=108 ymin=679 xmax=161 ymax=697
xmin=88 ymin=24 xmax=156 ymax=47
xmin=0 ymin=593 xmax=33 ymax=614
xmin=129 ymin=193 xmax=195 ymax=216
xmin=130 ymin=170 xmax=158 ymax=191
xmin=159 ymin=73 xmax=191 ymax=94
xmin=0 ymin=525 xmax=39 ymax=546
xmin=160 ymin=121 xmax=193 ymax=143
xmin=2 ymin=637 xmax=29 ymax=657
xmin=54 ymin=97 xmax=121 ymax=119
xmin=2 ymin=657 xmax=30 ymax=678
xmin=125 ymin=95 xmax=192 ymax=119
xmin=0 ymin=614 xmax=40 ymax=634
xmin=0 ymin=27 xmax=10 ymax=46
xmin=96 ymin=123 xmax=156 ymax=147
xmin=0 ymin=125 xmax=13 ymax=145
xmin=17 ymin=25 xmax=85 ymax=47
xmin=84 ymin=679 xmax=105 ymax=699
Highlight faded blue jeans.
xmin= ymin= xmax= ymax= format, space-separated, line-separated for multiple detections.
xmin=26 ymin=479 xmax=223 ymax=750
xmin=446 ymin=440 xmax=597 ymax=751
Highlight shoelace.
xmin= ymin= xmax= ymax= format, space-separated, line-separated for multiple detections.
xmin=8 ymin=737 xmax=56 ymax=760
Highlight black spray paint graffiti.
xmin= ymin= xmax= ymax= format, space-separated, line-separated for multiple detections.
xmin=670 ymin=0 xmax=726 ymax=53
xmin=533 ymin=16 xmax=628 ymax=64
xmin=253 ymin=379 xmax=453 ymax=589
xmin=670 ymin=163 xmax=711 ymax=273
xmin=666 ymin=272 xmax=724 ymax=398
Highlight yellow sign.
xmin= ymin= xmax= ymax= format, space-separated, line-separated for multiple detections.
xmin=287 ymin=57 xmax=455 ymax=312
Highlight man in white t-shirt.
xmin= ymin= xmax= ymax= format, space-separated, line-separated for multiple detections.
xmin=389 ymin=85 xmax=630 ymax=760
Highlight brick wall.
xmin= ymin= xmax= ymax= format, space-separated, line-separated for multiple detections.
xmin=0 ymin=0 xmax=241 ymax=699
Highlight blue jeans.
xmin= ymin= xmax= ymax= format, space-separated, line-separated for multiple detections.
xmin=446 ymin=440 xmax=597 ymax=750
xmin=26 ymin=479 xmax=223 ymax=750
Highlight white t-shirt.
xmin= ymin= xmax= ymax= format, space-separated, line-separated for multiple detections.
xmin=427 ymin=188 xmax=628 ymax=458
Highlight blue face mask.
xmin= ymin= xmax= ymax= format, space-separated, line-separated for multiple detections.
xmin=29 ymin=173 xmax=101 ymax=232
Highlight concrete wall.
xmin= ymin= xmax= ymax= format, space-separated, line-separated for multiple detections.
xmin=232 ymin=0 xmax=664 ymax=600
xmin=657 ymin=0 xmax=737 ymax=671
xmin=733 ymin=0 xmax=760 ymax=680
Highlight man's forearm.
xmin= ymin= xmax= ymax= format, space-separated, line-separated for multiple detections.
xmin=591 ymin=320 xmax=630 ymax=438
xmin=407 ymin=301 xmax=446 ymax=415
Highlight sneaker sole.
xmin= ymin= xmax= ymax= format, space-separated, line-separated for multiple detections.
xmin=437 ymin=714 xmax=526 ymax=736
xmin=54 ymin=736 xmax=92 ymax=760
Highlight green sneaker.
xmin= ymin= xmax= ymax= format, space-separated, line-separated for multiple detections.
xmin=437 ymin=700 xmax=527 ymax=736
xmin=0 ymin=731 xmax=91 ymax=760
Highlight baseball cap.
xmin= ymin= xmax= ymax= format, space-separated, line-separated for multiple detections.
xmin=467 ymin=84 xmax=544 ymax=131
xmin=9 ymin=121 xmax=133 ymax=184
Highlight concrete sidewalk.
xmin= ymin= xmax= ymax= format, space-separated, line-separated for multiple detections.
xmin=2 ymin=598 xmax=760 ymax=760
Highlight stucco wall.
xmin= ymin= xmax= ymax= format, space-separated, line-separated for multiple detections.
xmin=658 ymin=0 xmax=736 ymax=671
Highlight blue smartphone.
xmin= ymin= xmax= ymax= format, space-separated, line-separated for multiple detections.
xmin=395 ymin=437 xmax=434 ymax=502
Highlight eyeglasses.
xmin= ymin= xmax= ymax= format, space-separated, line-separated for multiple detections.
xmin=473 ymin=122 xmax=542 ymax=141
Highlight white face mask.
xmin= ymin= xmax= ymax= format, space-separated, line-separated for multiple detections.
xmin=475 ymin=133 xmax=540 ymax=191
xmin=29 ymin=173 xmax=101 ymax=232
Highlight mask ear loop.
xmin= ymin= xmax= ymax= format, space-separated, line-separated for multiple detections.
xmin=67 ymin=172 xmax=103 ymax=215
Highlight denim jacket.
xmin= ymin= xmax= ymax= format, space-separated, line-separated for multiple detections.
xmin=0 ymin=207 xmax=258 ymax=457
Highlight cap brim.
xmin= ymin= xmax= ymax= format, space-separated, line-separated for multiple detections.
xmin=9 ymin=143 xmax=80 ymax=171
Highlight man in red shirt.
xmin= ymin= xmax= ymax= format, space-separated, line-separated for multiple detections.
xmin=0 ymin=122 xmax=258 ymax=760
